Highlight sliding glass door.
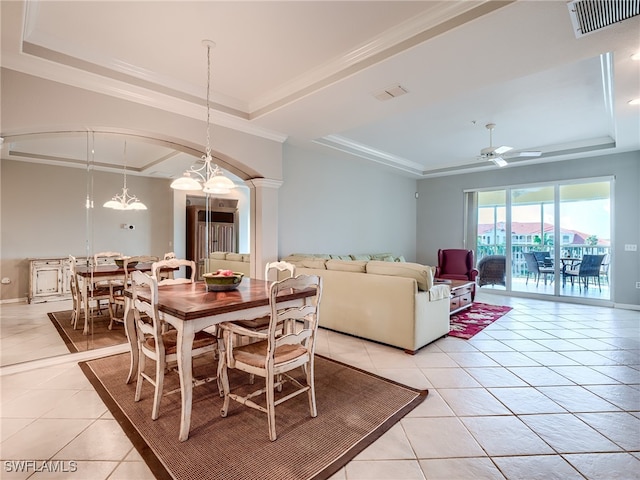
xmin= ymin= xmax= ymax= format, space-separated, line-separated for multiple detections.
xmin=470 ymin=178 xmax=612 ymax=301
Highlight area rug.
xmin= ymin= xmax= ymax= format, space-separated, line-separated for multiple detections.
xmin=448 ymin=302 xmax=513 ymax=339
xmin=48 ymin=310 xmax=128 ymax=353
xmin=80 ymin=353 xmax=427 ymax=480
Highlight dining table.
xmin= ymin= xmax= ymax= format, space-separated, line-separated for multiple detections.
xmin=74 ymin=262 xmax=156 ymax=335
xmin=123 ymin=278 xmax=316 ymax=441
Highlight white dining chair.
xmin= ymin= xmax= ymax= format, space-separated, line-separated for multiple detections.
xmin=130 ymin=270 xmax=218 ymax=420
xmin=218 ymin=274 xmax=323 ymax=441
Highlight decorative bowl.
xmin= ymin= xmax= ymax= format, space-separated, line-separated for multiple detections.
xmin=203 ymin=271 xmax=244 ymax=291
xmin=115 ymin=258 xmax=138 ymax=268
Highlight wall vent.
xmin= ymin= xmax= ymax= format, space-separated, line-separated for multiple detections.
xmin=567 ymin=0 xmax=640 ymax=37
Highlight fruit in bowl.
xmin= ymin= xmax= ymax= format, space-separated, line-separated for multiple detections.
xmin=203 ymin=270 xmax=244 ymax=291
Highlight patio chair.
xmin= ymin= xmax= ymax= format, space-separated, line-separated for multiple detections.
xmin=523 ymin=252 xmax=554 ymax=286
xmin=564 ymin=254 xmax=606 ymax=291
xmin=477 ymin=255 xmax=506 ymax=287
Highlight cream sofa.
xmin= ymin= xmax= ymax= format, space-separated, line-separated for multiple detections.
xmin=281 ymin=254 xmax=451 ymax=354
xmin=204 ymin=252 xmax=251 ymax=276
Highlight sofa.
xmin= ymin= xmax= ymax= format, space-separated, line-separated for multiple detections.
xmin=281 ymin=254 xmax=451 ymax=354
xmin=204 ymin=252 xmax=251 ymax=276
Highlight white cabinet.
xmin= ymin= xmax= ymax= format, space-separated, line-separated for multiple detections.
xmin=28 ymin=257 xmax=85 ymax=304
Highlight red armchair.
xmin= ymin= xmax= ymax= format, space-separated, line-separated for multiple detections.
xmin=435 ymin=249 xmax=479 ymax=298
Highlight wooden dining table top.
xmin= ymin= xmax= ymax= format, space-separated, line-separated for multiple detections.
xmin=75 ymin=262 xmax=156 ymax=277
xmin=125 ymin=278 xmax=315 ymax=321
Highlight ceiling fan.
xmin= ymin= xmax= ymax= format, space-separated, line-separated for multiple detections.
xmin=479 ymin=123 xmax=542 ymax=167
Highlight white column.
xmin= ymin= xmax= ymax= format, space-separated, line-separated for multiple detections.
xmin=246 ymin=178 xmax=283 ymax=279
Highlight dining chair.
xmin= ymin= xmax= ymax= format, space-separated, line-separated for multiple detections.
xmin=218 ymin=274 xmax=323 ymax=441
xmin=152 ymin=258 xmax=196 ymax=286
xmin=68 ymin=255 xmax=112 ymax=331
xmin=92 ymin=251 xmax=124 ymax=312
xmin=231 ymin=261 xmax=297 ymax=340
xmin=158 ymin=252 xmax=177 ymax=281
xmin=108 ymin=255 xmax=159 ymax=330
xmin=130 ymin=270 xmax=218 ymax=420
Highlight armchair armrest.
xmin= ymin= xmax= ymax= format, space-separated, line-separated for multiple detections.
xmin=469 ymin=268 xmax=479 ymax=281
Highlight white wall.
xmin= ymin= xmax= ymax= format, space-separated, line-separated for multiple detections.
xmin=279 ymin=144 xmax=418 ymax=260
xmin=416 ymin=152 xmax=640 ymax=306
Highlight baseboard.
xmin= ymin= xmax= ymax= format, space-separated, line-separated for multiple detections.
xmin=614 ymin=303 xmax=640 ymax=311
xmin=0 ymin=297 xmax=28 ymax=304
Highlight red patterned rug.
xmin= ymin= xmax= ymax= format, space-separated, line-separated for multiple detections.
xmin=449 ymin=303 xmax=513 ymax=339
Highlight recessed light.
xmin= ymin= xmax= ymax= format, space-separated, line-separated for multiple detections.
xmin=629 ymin=98 xmax=640 ymax=105
xmin=631 ymin=52 xmax=640 ymax=61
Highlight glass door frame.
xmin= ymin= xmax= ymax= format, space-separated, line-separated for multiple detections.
xmin=466 ymin=175 xmax=614 ymax=303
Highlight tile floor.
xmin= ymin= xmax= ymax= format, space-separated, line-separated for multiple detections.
xmin=1 ymin=292 xmax=639 ymax=479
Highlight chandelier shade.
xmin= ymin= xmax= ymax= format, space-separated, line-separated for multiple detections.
xmin=170 ymin=40 xmax=235 ymax=195
xmin=103 ymin=141 xmax=147 ymax=210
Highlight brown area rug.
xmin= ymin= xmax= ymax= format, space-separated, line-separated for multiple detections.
xmin=48 ymin=310 xmax=128 ymax=353
xmin=80 ymin=353 xmax=427 ymax=480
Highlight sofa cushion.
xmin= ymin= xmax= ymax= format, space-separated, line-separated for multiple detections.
xmin=242 ymin=254 xmax=251 ymax=263
xmin=225 ymin=253 xmax=244 ymax=261
xmin=326 ymin=259 xmax=367 ymax=273
xmin=210 ymin=251 xmax=227 ymax=260
xmin=350 ymin=254 xmax=372 ymax=261
xmin=330 ymin=254 xmax=352 ymax=261
xmin=366 ymin=260 xmax=434 ymax=291
xmin=370 ymin=253 xmax=395 ymax=261
xmin=301 ymin=259 xmax=327 ymax=269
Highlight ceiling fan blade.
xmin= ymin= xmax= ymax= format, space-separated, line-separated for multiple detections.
xmin=490 ymin=157 xmax=508 ymax=167
xmin=493 ymin=145 xmax=513 ymax=155
xmin=511 ymin=150 xmax=542 ymax=157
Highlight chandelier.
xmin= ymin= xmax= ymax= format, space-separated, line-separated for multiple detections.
xmin=103 ymin=140 xmax=147 ymax=210
xmin=170 ymin=40 xmax=235 ymax=194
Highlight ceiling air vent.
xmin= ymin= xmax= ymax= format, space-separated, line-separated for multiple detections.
xmin=373 ymin=84 xmax=408 ymax=101
xmin=567 ymin=0 xmax=640 ymax=37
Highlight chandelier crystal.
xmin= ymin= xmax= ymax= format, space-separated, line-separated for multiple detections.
xmin=170 ymin=40 xmax=235 ymax=194
xmin=103 ymin=140 xmax=147 ymax=210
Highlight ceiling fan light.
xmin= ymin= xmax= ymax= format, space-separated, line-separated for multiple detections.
xmin=103 ymin=199 xmax=121 ymax=209
xmin=494 ymin=145 xmax=513 ymax=155
xmin=170 ymin=172 xmax=203 ymax=190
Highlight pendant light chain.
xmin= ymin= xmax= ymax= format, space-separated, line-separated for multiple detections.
xmin=205 ymin=43 xmax=212 ymax=160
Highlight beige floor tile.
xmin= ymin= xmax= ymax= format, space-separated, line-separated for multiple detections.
xmin=446 ymin=351 xmax=500 ymax=368
xmin=464 ymin=367 xmax=528 ymax=388
xmin=419 ymin=457 xmax=505 ymax=480
xmin=507 ymin=366 xmax=576 ymax=386
xmin=108 ymin=460 xmax=157 ymax=480
xmin=419 ymin=368 xmax=481 ymax=388
xmin=412 ymin=352 xmax=460 ymax=368
xmin=0 ymin=389 xmax=79 ymax=419
xmin=583 ymin=384 xmax=640 ymax=411
xmin=28 ymin=461 xmax=117 ymax=480
xmin=537 ymin=385 xmax=621 ymax=413
xmin=0 ymin=418 xmax=35 ymax=443
xmin=0 ymin=418 xmax=92 ymax=460
xmin=575 ymin=412 xmax=640 ymax=451
xmin=520 ymin=414 xmax=622 ymax=453
xmin=376 ymin=368 xmax=431 ymax=389
xmin=461 ymin=416 xmax=554 ymax=456
xmin=549 ymin=365 xmax=622 ymax=385
xmin=483 ymin=351 xmax=542 ymax=367
xmin=354 ymin=423 xmax=416 ymax=460
xmin=345 ymin=460 xmax=426 ymax=480
xmin=41 ymin=389 xmax=109 ymax=419
xmin=402 ymin=417 xmax=485 ymax=459
xmin=53 ymin=419 xmax=133 ymax=461
xmin=487 ymin=387 xmax=566 ymax=414
xmin=563 ymin=453 xmax=640 ymax=480
xmin=492 ymin=455 xmax=584 ymax=479
xmin=437 ymin=388 xmax=511 ymax=416
xmin=405 ymin=390 xmax=455 ymax=418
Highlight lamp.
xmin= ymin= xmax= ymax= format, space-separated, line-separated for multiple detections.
xmin=103 ymin=140 xmax=147 ymax=210
xmin=170 ymin=40 xmax=235 ymax=194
